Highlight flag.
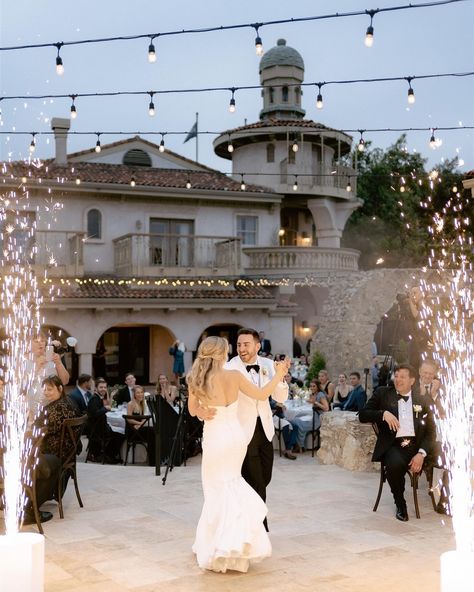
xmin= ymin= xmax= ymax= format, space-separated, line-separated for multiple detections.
xmin=184 ymin=121 xmax=198 ymax=143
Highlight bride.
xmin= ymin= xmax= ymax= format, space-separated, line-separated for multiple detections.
xmin=187 ymin=336 xmax=289 ymax=573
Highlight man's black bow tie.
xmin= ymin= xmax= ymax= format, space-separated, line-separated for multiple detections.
xmin=246 ymin=364 xmax=260 ymax=373
xmin=397 ymin=393 xmax=409 ymax=403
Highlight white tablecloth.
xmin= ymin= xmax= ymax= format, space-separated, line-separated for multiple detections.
xmin=106 ymin=406 xmax=128 ymax=434
xmin=283 ymin=399 xmax=313 ymax=422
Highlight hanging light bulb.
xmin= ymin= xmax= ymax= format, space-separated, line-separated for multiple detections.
xmin=21 ymin=176 xmax=27 ymax=184
xmin=240 ymin=175 xmax=246 ymax=191
xmin=130 ymin=176 xmax=136 ymax=187
xmin=148 ymin=38 xmax=157 ymax=63
xmin=186 ymin=178 xmax=192 ymax=189
xmin=429 ymin=130 xmax=437 ymax=149
xmin=229 ymin=88 xmax=236 ymax=113
xmin=292 ymin=139 xmax=299 ymax=153
xmin=228 ymin=138 xmax=234 ymax=153
xmin=95 ymin=134 xmax=101 ymax=153
xmin=75 ymin=177 xmax=81 ymax=185
xmin=254 ymin=25 xmax=263 ymax=56
xmin=452 ymin=185 xmax=458 ymax=193
xmin=316 ymin=84 xmax=324 ymax=109
xmin=29 ymin=133 xmax=36 ymax=153
xmin=346 ymin=179 xmax=352 ymax=192
xmin=70 ymin=95 xmax=77 ymax=119
xmin=55 ymin=43 xmax=64 ymax=75
xmin=148 ymin=92 xmax=155 ymax=117
xmin=364 ymin=10 xmax=377 ymax=47
xmin=407 ymin=86 xmax=415 ymax=104
xmin=358 ymin=132 xmax=365 ymax=152
xmin=159 ymin=135 xmax=165 ymax=153
xmin=292 ymin=176 xmax=298 ymax=191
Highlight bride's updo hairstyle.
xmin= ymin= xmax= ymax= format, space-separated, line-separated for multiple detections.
xmin=186 ymin=336 xmax=228 ymax=402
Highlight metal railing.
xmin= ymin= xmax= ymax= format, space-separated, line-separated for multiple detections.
xmin=34 ymin=230 xmax=85 ymax=275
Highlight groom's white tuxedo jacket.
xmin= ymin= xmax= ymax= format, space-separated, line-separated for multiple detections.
xmin=225 ymin=355 xmax=288 ymax=444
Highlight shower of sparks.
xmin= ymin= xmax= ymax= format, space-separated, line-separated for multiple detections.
xmin=418 ymin=187 xmax=473 ymax=553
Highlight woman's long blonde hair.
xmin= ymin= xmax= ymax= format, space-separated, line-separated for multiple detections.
xmin=186 ymin=336 xmax=228 ymax=402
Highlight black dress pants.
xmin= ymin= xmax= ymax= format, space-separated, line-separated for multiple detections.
xmin=384 ymin=442 xmax=418 ymax=505
xmin=241 ymin=417 xmax=273 ymax=503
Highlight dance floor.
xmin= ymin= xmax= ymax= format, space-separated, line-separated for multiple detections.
xmin=23 ymin=453 xmax=453 ymax=592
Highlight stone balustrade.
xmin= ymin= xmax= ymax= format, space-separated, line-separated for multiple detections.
xmin=317 ymin=411 xmax=378 ymax=472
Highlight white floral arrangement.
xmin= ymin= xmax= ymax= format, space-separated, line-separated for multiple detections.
xmin=293 ymin=386 xmax=310 ymax=402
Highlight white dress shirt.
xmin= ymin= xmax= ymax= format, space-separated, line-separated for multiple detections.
xmin=396 ymin=391 xmax=415 ymax=438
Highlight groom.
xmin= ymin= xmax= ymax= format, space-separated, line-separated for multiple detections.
xmin=225 ymin=328 xmax=288 ymax=530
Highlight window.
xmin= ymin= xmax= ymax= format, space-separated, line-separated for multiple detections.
xmin=282 ymin=86 xmax=289 ymax=102
xmin=123 ymin=149 xmax=152 ymax=167
xmin=269 ymin=87 xmax=274 ymax=104
xmin=149 ymin=218 xmax=194 ymax=266
xmin=236 ymin=215 xmax=258 ymax=246
xmin=295 ymin=86 xmax=301 ymax=105
xmin=266 ymin=143 xmax=275 ymax=163
xmin=87 ymin=209 xmax=102 ymax=239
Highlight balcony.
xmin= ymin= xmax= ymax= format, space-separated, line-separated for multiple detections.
xmin=243 ymin=246 xmax=359 ymax=277
xmin=278 ymin=164 xmax=357 ymax=199
xmin=113 ymin=233 xmax=242 ymax=277
xmin=34 ymin=230 xmax=86 ymax=276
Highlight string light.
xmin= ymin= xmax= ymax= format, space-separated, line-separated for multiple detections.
xmin=452 ymin=184 xmax=458 ymax=192
xmin=70 ymin=95 xmax=77 ymax=119
xmin=316 ymin=84 xmax=324 ymax=109
xmin=364 ymin=9 xmax=378 ymax=47
xmin=186 ymin=178 xmax=192 ymax=189
xmin=292 ymin=175 xmax=298 ymax=191
xmin=75 ymin=177 xmax=81 ymax=185
xmin=55 ymin=42 xmax=64 ymax=75
xmin=429 ymin=128 xmax=442 ymax=148
xmin=406 ymin=77 xmax=416 ymax=104
xmin=130 ymin=176 xmax=136 ymax=187
xmin=229 ymin=88 xmax=236 ymax=113
xmin=95 ymin=133 xmax=101 ymax=153
xmin=357 ymin=131 xmax=365 ymax=152
xmin=148 ymin=92 xmax=155 ymax=117
xmin=240 ymin=174 xmax=246 ymax=191
xmin=253 ymin=24 xmax=263 ymax=56
xmin=148 ymin=37 xmax=157 ymax=63
xmin=29 ymin=133 xmax=36 ymax=153
xmin=292 ymin=138 xmax=299 ymax=153
xmin=159 ymin=134 xmax=165 ymax=152
xmin=346 ymin=178 xmax=352 ymax=192
xmin=227 ymin=136 xmax=234 ymax=153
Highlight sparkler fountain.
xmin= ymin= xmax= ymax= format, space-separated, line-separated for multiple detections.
xmin=419 ymin=184 xmax=473 ymax=591
xmin=0 ymin=185 xmax=45 ymax=591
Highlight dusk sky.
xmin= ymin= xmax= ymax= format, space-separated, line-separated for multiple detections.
xmin=1 ymin=0 xmax=473 ymax=172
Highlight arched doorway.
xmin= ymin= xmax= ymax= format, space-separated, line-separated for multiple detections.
xmin=42 ymin=324 xmax=79 ymax=385
xmin=197 ymin=324 xmax=243 ymax=360
xmin=95 ymin=324 xmax=175 ymax=385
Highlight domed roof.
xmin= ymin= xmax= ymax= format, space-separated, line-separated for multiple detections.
xmin=259 ymin=39 xmax=304 ymax=72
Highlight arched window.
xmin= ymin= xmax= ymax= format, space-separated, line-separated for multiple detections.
xmin=87 ymin=209 xmax=102 ymax=239
xmin=282 ymin=86 xmax=289 ymax=102
xmin=295 ymin=86 xmax=301 ymax=105
xmin=269 ymin=87 xmax=274 ymax=104
xmin=266 ymin=143 xmax=275 ymax=163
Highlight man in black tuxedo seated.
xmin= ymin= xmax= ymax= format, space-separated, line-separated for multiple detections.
xmin=113 ymin=373 xmax=136 ymax=405
xmin=359 ymin=364 xmax=436 ymax=521
xmin=87 ymin=378 xmax=124 ymax=463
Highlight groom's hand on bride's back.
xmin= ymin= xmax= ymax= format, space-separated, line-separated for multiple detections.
xmin=196 ymin=405 xmax=217 ymax=421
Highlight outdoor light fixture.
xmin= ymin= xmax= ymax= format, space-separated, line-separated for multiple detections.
xmin=148 ymin=38 xmax=157 ymax=63
xmin=148 ymin=92 xmax=155 ymax=117
xmin=316 ymin=84 xmax=324 ymax=109
xmin=159 ymin=135 xmax=165 ymax=152
xmin=70 ymin=95 xmax=77 ymax=119
xmin=292 ymin=139 xmax=299 ymax=153
xmin=301 ymin=321 xmax=310 ymax=331
xmin=240 ymin=175 xmax=246 ymax=191
xmin=75 ymin=177 xmax=81 ymax=185
xmin=358 ymin=131 xmax=365 ymax=152
xmin=95 ymin=134 xmax=101 ymax=153
xmin=55 ymin=43 xmax=64 ymax=75
xmin=407 ymin=77 xmax=416 ymax=104
xmin=130 ymin=176 xmax=136 ymax=187
xmin=29 ymin=133 xmax=36 ymax=154
xmin=364 ymin=9 xmax=378 ymax=47
xmin=346 ymin=178 xmax=352 ymax=192
xmin=254 ymin=24 xmax=263 ymax=56
xmin=293 ymin=176 xmax=298 ymax=191
xmin=186 ymin=179 xmax=192 ymax=189
xmin=229 ymin=88 xmax=236 ymax=113
xmin=227 ymin=137 xmax=234 ymax=153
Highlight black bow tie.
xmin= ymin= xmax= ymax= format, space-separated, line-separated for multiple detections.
xmin=398 ymin=393 xmax=409 ymax=403
xmin=246 ymin=364 xmax=260 ymax=373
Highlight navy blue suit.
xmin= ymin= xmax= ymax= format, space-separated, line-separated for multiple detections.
xmin=68 ymin=387 xmax=90 ymax=414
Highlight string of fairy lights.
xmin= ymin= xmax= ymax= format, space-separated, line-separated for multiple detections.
xmin=0 ymin=0 xmax=468 ymax=71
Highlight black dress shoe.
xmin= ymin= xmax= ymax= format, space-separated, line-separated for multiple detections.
xmin=23 ymin=510 xmax=53 ymax=526
xmin=435 ymin=500 xmax=452 ymax=516
xmin=284 ymin=451 xmax=297 ymax=460
xmin=395 ymin=503 xmax=409 ymax=522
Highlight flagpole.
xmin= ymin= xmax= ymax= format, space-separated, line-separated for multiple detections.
xmin=195 ymin=112 xmax=199 ymax=162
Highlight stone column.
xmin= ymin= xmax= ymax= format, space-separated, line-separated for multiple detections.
xmin=307 ymin=198 xmax=360 ymax=248
xmin=78 ymin=353 xmax=93 ymax=376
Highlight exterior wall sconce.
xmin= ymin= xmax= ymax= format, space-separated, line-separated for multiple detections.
xmin=302 ymin=321 xmax=310 ymax=332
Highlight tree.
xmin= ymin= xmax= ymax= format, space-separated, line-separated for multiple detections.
xmin=305 ymin=350 xmax=326 ymax=386
xmin=342 ymin=136 xmax=466 ymax=269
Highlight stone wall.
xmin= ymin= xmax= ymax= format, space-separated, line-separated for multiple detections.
xmin=316 ymin=411 xmax=378 ymax=472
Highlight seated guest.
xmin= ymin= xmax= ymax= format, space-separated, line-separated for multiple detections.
xmin=342 ymin=372 xmax=367 ymax=412
xmin=95 ymin=377 xmax=111 ymax=407
xmin=68 ymin=374 xmax=93 ymax=414
xmin=270 ymin=399 xmax=297 ymax=460
xmin=87 ymin=378 xmax=123 ymax=463
xmin=318 ymin=369 xmax=335 ymax=403
xmin=114 ymin=373 xmax=136 ymax=405
xmin=292 ymin=380 xmax=329 ymax=453
xmin=359 ymin=365 xmax=436 ymax=521
xmin=283 ymin=371 xmax=302 ymax=396
xmin=156 ymin=373 xmax=178 ymax=406
xmin=25 ymin=376 xmax=81 ymax=524
xmin=332 ymin=373 xmax=351 ymax=409
xmin=126 ymin=385 xmax=155 ymax=466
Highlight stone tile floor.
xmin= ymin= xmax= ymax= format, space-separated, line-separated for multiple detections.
xmin=18 ymin=454 xmax=453 ymax=591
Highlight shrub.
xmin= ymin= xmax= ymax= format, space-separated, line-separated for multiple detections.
xmin=305 ymin=350 xmax=326 ymax=386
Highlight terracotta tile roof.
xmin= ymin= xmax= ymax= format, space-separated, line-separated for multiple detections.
xmin=4 ymin=160 xmax=274 ymax=194
xmin=42 ymin=279 xmax=275 ymax=301
xmin=221 ymin=118 xmax=353 ymax=139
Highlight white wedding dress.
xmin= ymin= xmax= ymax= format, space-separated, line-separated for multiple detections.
xmin=193 ymin=400 xmax=271 ymax=573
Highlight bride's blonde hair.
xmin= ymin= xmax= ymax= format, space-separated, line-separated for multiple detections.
xmin=186 ymin=336 xmax=228 ymax=402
